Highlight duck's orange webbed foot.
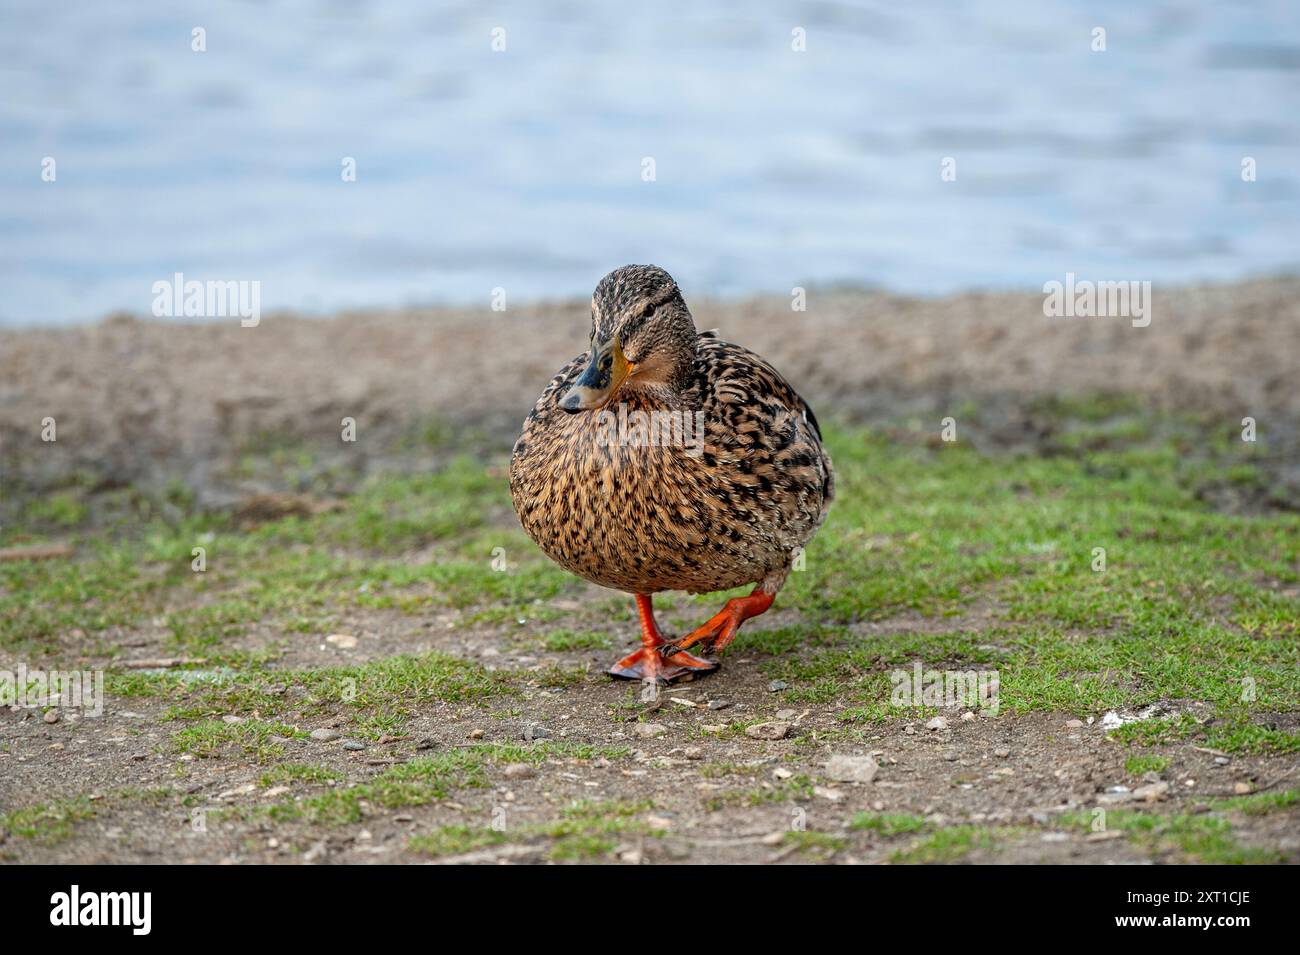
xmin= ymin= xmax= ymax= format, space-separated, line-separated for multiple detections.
xmin=660 ymin=587 xmax=775 ymax=657
xmin=607 ymin=594 xmax=719 ymax=685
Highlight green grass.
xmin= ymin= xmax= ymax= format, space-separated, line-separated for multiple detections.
xmin=1124 ymin=754 xmax=1171 ymax=776
xmin=891 ymin=825 xmax=1005 ymax=863
xmin=108 ymin=650 xmax=514 ymax=739
xmin=850 ymin=812 xmax=929 ymax=836
xmin=0 ymin=787 xmax=175 ymax=846
xmin=848 ymin=813 xmax=1016 ymax=864
xmin=1057 ymin=799 xmax=1294 ymax=864
xmin=534 ymin=629 xmax=613 ymax=652
xmin=259 ymin=763 xmax=345 ymax=787
xmin=701 ymin=774 xmax=814 ymax=811
xmin=0 ymin=796 xmax=96 ymax=844
xmin=172 ymin=719 xmax=306 ymax=762
xmin=408 ymin=799 xmax=657 ymax=861
xmin=3 ymin=409 xmax=1297 ymax=757
xmin=262 ymin=742 xmax=626 ymax=826
xmin=408 ymin=824 xmax=510 ymax=858
xmin=1213 ymin=788 xmax=1299 ymax=816
xmin=783 ymin=829 xmax=848 ymax=856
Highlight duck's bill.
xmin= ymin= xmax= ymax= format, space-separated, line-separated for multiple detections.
xmin=560 ymin=339 xmax=633 ymax=413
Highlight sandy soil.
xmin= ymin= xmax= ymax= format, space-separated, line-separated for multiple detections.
xmin=3 ymin=276 xmax=1298 ymax=500
xmin=6 ymin=598 xmax=1296 ymax=866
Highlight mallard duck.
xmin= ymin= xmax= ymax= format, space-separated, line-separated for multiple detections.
xmin=509 ymin=265 xmax=834 ymax=684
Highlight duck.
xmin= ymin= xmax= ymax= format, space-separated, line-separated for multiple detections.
xmin=509 ymin=265 xmax=834 ymax=684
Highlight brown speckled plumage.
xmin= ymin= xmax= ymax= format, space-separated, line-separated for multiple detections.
xmin=509 ymin=265 xmax=834 ymax=600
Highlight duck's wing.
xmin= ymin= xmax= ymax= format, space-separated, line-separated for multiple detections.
xmin=694 ymin=336 xmax=835 ymax=556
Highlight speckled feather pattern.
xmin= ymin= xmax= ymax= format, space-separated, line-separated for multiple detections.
xmin=509 ymin=332 xmax=834 ymax=596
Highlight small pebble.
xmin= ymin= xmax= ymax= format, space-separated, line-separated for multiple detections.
xmin=824 ymin=754 xmax=878 ymax=784
xmin=43 ymin=710 xmax=61 ymax=724
xmin=768 ymin=680 xmax=788 ymax=693
xmin=310 ymin=729 xmax=340 ymax=742
xmin=341 ymin=740 xmax=366 ymax=751
xmin=468 ymin=728 xmax=485 ymax=740
xmin=634 ymin=722 xmax=667 ymax=739
xmin=706 ymin=700 xmax=732 ymax=711
xmin=503 ymin=763 xmax=536 ymax=779
xmin=993 ymin=747 xmax=1011 ymax=758
xmin=1233 ymin=781 xmax=1255 ymax=795
xmin=744 ymin=721 xmax=791 ymax=740
xmin=1133 ymin=781 xmax=1171 ymax=802
xmin=925 ymin=717 xmax=948 ymax=731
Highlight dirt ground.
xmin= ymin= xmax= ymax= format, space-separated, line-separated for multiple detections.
xmin=6 ymin=597 xmax=1296 ymax=866
xmin=1 ymin=276 xmax=1298 ymax=864
xmin=3 ymin=275 xmax=1299 ymax=502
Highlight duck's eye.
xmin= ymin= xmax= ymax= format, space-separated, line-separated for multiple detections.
xmin=599 ymin=354 xmax=613 ymax=372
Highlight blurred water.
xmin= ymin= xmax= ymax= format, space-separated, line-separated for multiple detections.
xmin=1 ymin=0 xmax=1298 ymax=326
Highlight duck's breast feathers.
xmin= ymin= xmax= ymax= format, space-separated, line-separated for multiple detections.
xmin=509 ymin=335 xmax=834 ymax=591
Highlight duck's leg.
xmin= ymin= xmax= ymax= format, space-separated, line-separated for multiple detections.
xmin=607 ymin=594 xmax=719 ymax=685
xmin=660 ymin=587 xmax=775 ymax=657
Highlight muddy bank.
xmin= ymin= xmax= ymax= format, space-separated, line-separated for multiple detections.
xmin=2 ymin=276 xmax=1297 ymax=501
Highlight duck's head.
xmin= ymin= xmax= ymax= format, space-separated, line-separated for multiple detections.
xmin=560 ymin=265 xmax=698 ymax=413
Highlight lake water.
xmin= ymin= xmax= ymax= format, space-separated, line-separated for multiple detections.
xmin=2 ymin=0 xmax=1298 ymax=326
